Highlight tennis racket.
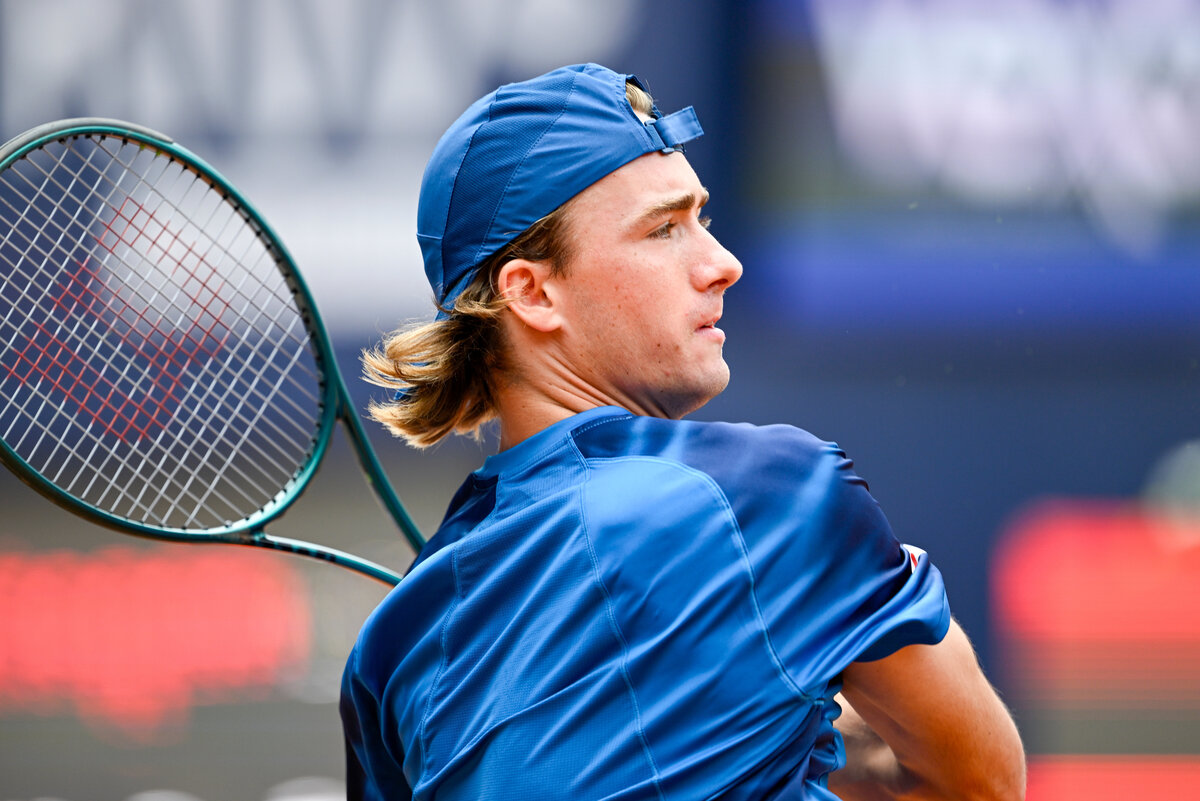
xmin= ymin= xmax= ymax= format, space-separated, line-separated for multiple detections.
xmin=0 ymin=118 xmax=424 ymax=585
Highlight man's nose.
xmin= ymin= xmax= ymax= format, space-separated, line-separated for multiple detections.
xmin=696 ymin=230 xmax=743 ymax=292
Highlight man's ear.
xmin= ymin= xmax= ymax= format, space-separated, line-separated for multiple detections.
xmin=497 ymin=259 xmax=562 ymax=332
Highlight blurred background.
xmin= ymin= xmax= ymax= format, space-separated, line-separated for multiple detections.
xmin=1 ymin=0 xmax=1198 ymax=798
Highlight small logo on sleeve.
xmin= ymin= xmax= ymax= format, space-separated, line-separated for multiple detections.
xmin=902 ymin=544 xmax=927 ymax=573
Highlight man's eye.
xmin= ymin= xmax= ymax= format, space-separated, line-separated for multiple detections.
xmin=650 ymin=222 xmax=676 ymax=239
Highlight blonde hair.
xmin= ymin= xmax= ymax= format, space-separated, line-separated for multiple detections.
xmin=363 ymin=80 xmax=656 ymax=448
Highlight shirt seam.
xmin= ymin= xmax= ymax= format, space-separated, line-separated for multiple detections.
xmin=569 ymin=436 xmax=668 ymax=801
xmin=414 ymin=541 xmax=464 ymax=783
xmin=584 ymin=453 xmax=812 ymax=704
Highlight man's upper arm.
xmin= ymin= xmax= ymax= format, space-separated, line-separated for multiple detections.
xmin=838 ymin=618 xmax=1026 ymax=801
xmin=341 ymin=651 xmax=414 ymax=801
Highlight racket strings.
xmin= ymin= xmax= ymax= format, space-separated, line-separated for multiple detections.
xmin=10 ymin=154 xmax=314 ymax=525
xmin=89 ymin=145 xmax=326 ymax=508
xmin=1 ymin=152 xmax=314 ymax=474
xmin=0 ymin=133 xmax=326 ymax=530
xmin=2 ymin=160 xmax=285 ymax=520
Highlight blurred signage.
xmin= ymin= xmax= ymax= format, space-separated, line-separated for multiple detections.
xmin=809 ymin=0 xmax=1200 ymax=254
xmin=993 ymin=500 xmax=1200 ymax=799
xmin=0 ymin=545 xmax=310 ymax=740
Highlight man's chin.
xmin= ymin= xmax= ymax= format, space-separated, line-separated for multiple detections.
xmin=667 ymin=368 xmax=731 ymax=420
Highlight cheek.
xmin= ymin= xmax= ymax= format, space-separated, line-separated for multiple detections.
xmin=573 ymin=274 xmax=644 ymax=325
xmin=611 ymin=261 xmax=677 ymax=314
xmin=566 ymin=251 xmax=682 ymax=351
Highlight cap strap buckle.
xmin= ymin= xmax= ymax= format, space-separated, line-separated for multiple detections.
xmin=646 ymin=106 xmax=703 ymax=153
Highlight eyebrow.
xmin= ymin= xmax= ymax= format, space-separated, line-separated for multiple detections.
xmin=632 ymin=188 xmax=710 ymax=229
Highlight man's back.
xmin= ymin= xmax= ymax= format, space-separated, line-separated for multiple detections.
xmin=343 ymin=407 xmax=949 ymax=799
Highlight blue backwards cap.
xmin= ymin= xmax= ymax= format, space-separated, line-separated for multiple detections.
xmin=417 ymin=63 xmax=704 ymax=316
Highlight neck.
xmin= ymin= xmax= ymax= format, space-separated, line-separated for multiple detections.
xmin=490 ymin=315 xmax=618 ymax=450
xmin=490 ymin=317 xmax=695 ymax=450
xmin=492 ymin=375 xmax=619 ymax=451
xmin=493 ymin=393 xmax=570 ymax=452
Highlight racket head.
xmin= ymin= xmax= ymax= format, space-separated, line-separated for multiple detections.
xmin=0 ymin=118 xmax=340 ymax=543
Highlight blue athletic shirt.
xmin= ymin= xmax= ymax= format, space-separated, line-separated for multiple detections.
xmin=342 ymin=406 xmax=950 ymax=800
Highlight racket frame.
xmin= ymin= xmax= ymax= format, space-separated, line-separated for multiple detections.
xmin=0 ymin=118 xmax=423 ymax=585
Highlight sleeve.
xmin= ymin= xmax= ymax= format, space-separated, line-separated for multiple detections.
xmin=733 ymin=430 xmax=951 ymax=691
xmin=341 ymin=649 xmax=414 ymax=801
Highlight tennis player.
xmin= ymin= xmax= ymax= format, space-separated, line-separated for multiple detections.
xmin=341 ymin=63 xmax=1025 ymax=800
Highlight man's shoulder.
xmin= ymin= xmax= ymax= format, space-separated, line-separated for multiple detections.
xmin=569 ymin=413 xmax=834 ymax=476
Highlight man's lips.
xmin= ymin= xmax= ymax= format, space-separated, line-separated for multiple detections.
xmin=697 ymin=315 xmax=726 ymax=342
